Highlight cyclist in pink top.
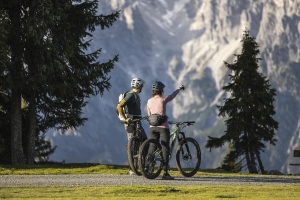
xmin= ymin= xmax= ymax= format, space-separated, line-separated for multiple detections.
xmin=147 ymin=81 xmax=184 ymax=180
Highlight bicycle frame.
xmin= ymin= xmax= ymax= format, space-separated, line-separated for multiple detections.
xmin=125 ymin=116 xmax=149 ymax=175
xmin=133 ymin=117 xmax=148 ymax=140
xmin=169 ymin=123 xmax=188 ymax=159
xmin=138 ymin=120 xmax=200 ymax=179
xmin=149 ymin=122 xmax=194 ymax=162
xmin=120 ymin=116 xmax=148 ymax=138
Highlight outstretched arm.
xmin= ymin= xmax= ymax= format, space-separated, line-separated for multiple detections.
xmin=164 ymin=85 xmax=185 ymax=102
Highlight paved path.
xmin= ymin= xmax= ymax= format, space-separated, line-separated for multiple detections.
xmin=1 ymin=174 xmax=300 ymax=187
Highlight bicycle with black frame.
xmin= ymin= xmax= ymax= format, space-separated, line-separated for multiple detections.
xmin=138 ymin=121 xmax=201 ymax=179
xmin=120 ymin=116 xmax=148 ymax=175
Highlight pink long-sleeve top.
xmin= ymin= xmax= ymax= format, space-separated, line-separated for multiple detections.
xmin=147 ymin=89 xmax=180 ymax=129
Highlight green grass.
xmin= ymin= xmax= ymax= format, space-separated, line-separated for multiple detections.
xmin=1 ymin=163 xmax=300 ymax=200
xmin=0 ymin=163 xmax=260 ymax=176
xmin=1 ymin=185 xmax=300 ymax=200
xmin=0 ymin=163 xmax=130 ymax=175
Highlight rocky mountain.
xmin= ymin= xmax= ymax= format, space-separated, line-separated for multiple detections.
xmin=46 ymin=0 xmax=300 ymax=174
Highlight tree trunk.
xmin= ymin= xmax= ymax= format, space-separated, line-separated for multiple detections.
xmin=249 ymin=147 xmax=258 ymax=173
xmin=244 ymin=142 xmax=252 ymax=172
xmin=255 ymin=148 xmax=265 ymax=174
xmin=244 ymin=132 xmax=258 ymax=173
xmin=9 ymin=3 xmax=24 ymax=165
xmin=10 ymin=90 xmax=24 ymax=165
xmin=244 ymin=131 xmax=252 ymax=172
xmin=27 ymin=95 xmax=36 ymax=164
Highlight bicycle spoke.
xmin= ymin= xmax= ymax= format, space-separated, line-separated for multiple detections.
xmin=176 ymin=137 xmax=201 ymax=177
xmin=139 ymin=138 xmax=163 ymax=179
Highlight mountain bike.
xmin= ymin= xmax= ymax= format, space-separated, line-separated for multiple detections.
xmin=138 ymin=121 xmax=201 ymax=179
xmin=120 ymin=116 xmax=148 ymax=175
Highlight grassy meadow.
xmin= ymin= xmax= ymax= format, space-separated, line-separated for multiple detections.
xmin=1 ymin=163 xmax=300 ymax=200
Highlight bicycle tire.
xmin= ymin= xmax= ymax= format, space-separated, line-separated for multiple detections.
xmin=176 ymin=137 xmax=201 ymax=177
xmin=127 ymin=136 xmax=142 ymax=175
xmin=138 ymin=138 xmax=163 ymax=179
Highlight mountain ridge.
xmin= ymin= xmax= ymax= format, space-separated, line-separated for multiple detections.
xmin=46 ymin=0 xmax=300 ymax=174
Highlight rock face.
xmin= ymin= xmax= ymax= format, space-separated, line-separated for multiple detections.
xmin=46 ymin=0 xmax=300 ymax=174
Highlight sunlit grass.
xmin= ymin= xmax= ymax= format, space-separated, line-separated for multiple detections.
xmin=0 ymin=163 xmax=300 ymax=200
xmin=0 ymin=163 xmax=275 ymax=176
xmin=1 ymin=185 xmax=300 ymax=200
xmin=0 ymin=163 xmax=130 ymax=175
xmin=1 ymin=163 xmax=300 ymax=199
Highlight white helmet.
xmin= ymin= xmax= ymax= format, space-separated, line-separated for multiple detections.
xmin=131 ymin=78 xmax=145 ymax=88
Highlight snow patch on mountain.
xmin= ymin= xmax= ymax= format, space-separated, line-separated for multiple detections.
xmin=46 ymin=0 xmax=300 ymax=175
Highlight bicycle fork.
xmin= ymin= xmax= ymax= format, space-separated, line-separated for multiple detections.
xmin=177 ymin=132 xmax=193 ymax=161
xmin=169 ymin=128 xmax=185 ymax=157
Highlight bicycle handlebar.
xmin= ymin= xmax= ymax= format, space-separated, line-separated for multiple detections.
xmin=119 ymin=116 xmax=195 ymax=126
xmin=168 ymin=121 xmax=195 ymax=126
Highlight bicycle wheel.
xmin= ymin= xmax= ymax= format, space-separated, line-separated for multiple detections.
xmin=127 ymin=136 xmax=142 ymax=175
xmin=176 ymin=137 xmax=201 ymax=177
xmin=138 ymin=138 xmax=163 ymax=179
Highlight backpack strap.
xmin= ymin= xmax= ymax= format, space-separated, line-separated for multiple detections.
xmin=116 ymin=91 xmax=138 ymax=118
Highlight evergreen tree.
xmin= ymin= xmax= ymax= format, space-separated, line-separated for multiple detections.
xmin=220 ymin=143 xmax=242 ymax=173
xmin=2 ymin=1 xmax=26 ymax=164
xmin=26 ymin=0 xmax=120 ymax=131
xmin=205 ymin=29 xmax=279 ymax=173
xmin=34 ymin=133 xmax=57 ymax=163
xmin=0 ymin=13 xmax=11 ymax=162
xmin=0 ymin=0 xmax=119 ymax=164
xmin=0 ymin=22 xmax=10 ymax=164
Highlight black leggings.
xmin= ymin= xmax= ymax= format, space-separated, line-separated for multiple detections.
xmin=149 ymin=127 xmax=170 ymax=171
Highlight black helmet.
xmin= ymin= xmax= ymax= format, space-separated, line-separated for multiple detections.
xmin=152 ymin=81 xmax=165 ymax=91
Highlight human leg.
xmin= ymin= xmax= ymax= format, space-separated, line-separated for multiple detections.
xmin=148 ymin=127 xmax=160 ymax=153
xmin=125 ymin=124 xmax=135 ymax=140
xmin=160 ymin=128 xmax=174 ymax=180
xmin=144 ymin=128 xmax=160 ymax=170
xmin=125 ymin=124 xmax=136 ymax=175
xmin=138 ymin=122 xmax=147 ymax=142
xmin=160 ymin=128 xmax=171 ymax=171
